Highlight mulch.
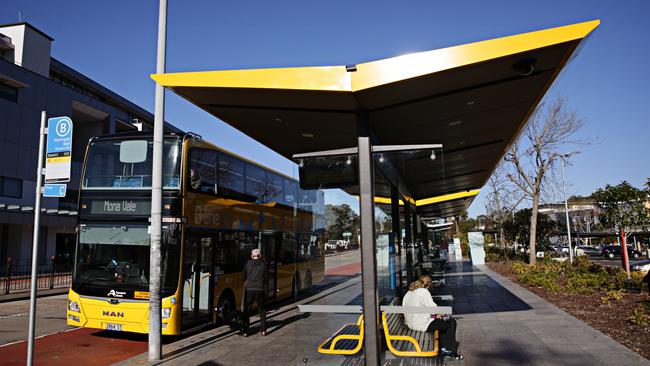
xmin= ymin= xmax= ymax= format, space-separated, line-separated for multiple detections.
xmin=487 ymin=261 xmax=650 ymax=360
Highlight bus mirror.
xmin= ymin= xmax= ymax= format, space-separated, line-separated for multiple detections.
xmin=119 ymin=140 xmax=148 ymax=163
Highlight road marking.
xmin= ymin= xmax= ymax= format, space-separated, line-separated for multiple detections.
xmin=0 ymin=327 xmax=80 ymax=348
xmin=0 ymin=313 xmax=26 ymax=320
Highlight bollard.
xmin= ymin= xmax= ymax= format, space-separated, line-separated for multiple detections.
xmin=5 ymin=257 xmax=11 ymax=294
xmin=49 ymin=256 xmax=56 ymax=289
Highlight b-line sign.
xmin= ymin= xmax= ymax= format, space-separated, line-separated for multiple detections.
xmin=45 ymin=116 xmax=73 ymax=183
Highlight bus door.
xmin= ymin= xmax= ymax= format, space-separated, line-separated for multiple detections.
xmin=182 ymin=234 xmax=214 ymax=327
xmin=261 ymin=233 xmax=279 ymax=300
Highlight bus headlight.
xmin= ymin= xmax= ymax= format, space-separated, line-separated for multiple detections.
xmin=162 ymin=308 xmax=171 ymax=319
xmin=68 ymin=300 xmax=80 ymax=313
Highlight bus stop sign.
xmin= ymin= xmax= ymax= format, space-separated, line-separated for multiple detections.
xmin=43 ymin=183 xmax=67 ymax=198
xmin=45 ymin=116 xmax=73 ymax=183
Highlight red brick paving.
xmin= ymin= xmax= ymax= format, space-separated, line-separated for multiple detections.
xmin=0 ymin=328 xmax=147 ymax=366
xmin=325 ymin=262 xmax=361 ymax=276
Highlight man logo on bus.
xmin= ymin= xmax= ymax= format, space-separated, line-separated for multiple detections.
xmin=107 ymin=289 xmax=126 ymax=298
xmin=102 ymin=310 xmax=125 ymax=318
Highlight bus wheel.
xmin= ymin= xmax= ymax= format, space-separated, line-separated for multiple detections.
xmin=292 ymin=273 xmax=301 ymax=299
xmin=305 ymin=270 xmax=313 ymax=292
xmin=218 ymin=292 xmax=235 ymax=325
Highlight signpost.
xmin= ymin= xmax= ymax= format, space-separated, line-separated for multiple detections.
xmin=27 ymin=114 xmax=72 ymax=366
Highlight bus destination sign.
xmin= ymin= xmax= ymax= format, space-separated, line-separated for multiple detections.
xmin=90 ymin=200 xmax=151 ymax=216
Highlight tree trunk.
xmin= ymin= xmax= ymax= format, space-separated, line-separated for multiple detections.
xmin=529 ymin=194 xmax=540 ymax=264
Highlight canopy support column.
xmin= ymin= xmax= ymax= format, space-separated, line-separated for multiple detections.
xmin=358 ymin=135 xmax=380 ymax=365
xmin=390 ymin=184 xmax=402 ymax=290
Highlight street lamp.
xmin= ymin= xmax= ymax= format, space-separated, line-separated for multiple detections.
xmin=560 ymin=152 xmax=577 ymax=263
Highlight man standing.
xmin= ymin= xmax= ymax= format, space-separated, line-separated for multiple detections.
xmin=242 ymin=248 xmax=267 ymax=336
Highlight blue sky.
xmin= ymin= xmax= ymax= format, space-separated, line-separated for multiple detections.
xmin=3 ymin=0 xmax=649 ymax=217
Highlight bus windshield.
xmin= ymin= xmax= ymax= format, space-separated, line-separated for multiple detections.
xmin=82 ymin=137 xmax=181 ymax=190
xmin=73 ymin=224 xmax=179 ymax=292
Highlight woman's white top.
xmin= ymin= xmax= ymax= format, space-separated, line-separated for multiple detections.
xmin=402 ymin=288 xmax=437 ymax=332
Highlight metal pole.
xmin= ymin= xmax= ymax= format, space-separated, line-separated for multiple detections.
xmin=27 ymin=111 xmax=46 ymax=366
xmin=149 ymin=0 xmax=167 ymax=362
xmin=358 ymin=136 xmax=380 ymax=365
xmin=561 ymin=157 xmax=573 ymax=263
xmin=390 ymin=185 xmax=402 ymax=288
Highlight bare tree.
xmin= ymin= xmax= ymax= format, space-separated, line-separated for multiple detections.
xmin=504 ymin=98 xmax=586 ymax=264
xmin=485 ymin=162 xmax=524 ymax=248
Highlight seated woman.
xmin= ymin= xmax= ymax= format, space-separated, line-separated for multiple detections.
xmin=402 ymin=278 xmax=460 ymax=359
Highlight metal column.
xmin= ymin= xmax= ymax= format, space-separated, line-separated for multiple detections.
xmin=358 ymin=136 xmax=380 ymax=365
xmin=390 ymin=184 xmax=402 ymax=290
xmin=404 ymin=203 xmax=413 ymax=282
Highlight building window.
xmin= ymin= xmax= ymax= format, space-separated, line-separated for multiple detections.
xmin=0 ymin=177 xmax=22 ymax=198
xmin=0 ymin=83 xmax=18 ymax=103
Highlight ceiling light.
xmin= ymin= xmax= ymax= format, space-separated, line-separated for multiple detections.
xmin=466 ymin=101 xmax=475 ymax=106
xmin=430 ymin=150 xmax=436 ymax=160
xmin=299 ymin=159 xmax=304 ymax=168
xmin=346 ymin=156 xmax=352 ymax=165
xmin=448 ymin=120 xmax=462 ymax=127
xmin=301 ymin=133 xmax=315 ymax=138
xmin=274 ymin=117 xmax=284 ymax=123
xmin=459 ymin=140 xmax=466 ymax=145
xmin=379 ymin=154 xmax=385 ymax=163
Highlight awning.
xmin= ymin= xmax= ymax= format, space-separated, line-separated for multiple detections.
xmin=152 ymin=20 xmax=599 ymax=218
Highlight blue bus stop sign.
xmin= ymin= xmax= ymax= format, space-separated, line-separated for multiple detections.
xmin=45 ymin=116 xmax=73 ymax=183
xmin=43 ymin=183 xmax=67 ymax=198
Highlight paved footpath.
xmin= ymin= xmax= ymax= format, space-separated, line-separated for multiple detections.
xmin=115 ymin=257 xmax=650 ymax=366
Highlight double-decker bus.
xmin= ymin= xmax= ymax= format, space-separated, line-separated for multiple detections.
xmin=66 ymin=132 xmax=324 ymax=334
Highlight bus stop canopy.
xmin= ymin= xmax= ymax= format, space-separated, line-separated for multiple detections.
xmin=152 ymin=20 xmax=599 ymax=218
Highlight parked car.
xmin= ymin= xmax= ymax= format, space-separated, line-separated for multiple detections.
xmin=601 ymin=245 xmax=642 ymax=259
xmin=325 ymin=240 xmax=348 ymax=251
xmin=631 ymin=260 xmax=650 ymax=272
xmin=325 ymin=240 xmax=340 ymax=251
xmin=576 ymin=246 xmax=601 ymax=256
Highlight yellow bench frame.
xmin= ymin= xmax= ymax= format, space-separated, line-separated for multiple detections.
xmin=381 ymin=312 xmax=439 ymax=357
xmin=317 ymin=315 xmax=364 ymax=355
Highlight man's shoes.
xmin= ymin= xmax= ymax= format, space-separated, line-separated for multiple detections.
xmin=441 ymin=348 xmax=462 ymax=360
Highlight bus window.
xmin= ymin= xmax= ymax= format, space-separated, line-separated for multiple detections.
xmin=83 ymin=137 xmax=181 ymax=190
xmin=267 ymin=173 xmax=284 ymax=204
xmin=188 ymin=149 xmax=217 ymax=195
xmin=245 ymin=164 xmax=266 ymax=203
xmin=219 ymin=155 xmax=245 ymax=196
xmin=283 ymin=179 xmax=297 ymax=207
xmin=280 ymin=233 xmax=295 ymax=265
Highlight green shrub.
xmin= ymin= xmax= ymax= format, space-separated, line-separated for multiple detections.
xmin=507 ymin=256 xmax=644 ymax=295
xmin=628 ymin=306 xmax=648 ymax=327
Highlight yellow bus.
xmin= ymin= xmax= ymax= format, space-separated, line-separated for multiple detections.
xmin=66 ymin=132 xmax=324 ymax=335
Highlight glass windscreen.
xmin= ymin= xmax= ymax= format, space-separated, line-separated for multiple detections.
xmin=82 ymin=137 xmax=181 ymax=190
xmin=73 ymin=224 xmax=179 ymax=292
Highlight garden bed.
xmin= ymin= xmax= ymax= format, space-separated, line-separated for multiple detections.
xmin=488 ymin=260 xmax=650 ymax=359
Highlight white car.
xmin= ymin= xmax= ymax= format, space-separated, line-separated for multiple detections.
xmin=632 ymin=260 xmax=650 ymax=272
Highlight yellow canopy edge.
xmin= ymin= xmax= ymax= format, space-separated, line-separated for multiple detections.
xmin=151 ymin=20 xmax=599 ymax=92
xmin=369 ymin=189 xmax=480 ymax=207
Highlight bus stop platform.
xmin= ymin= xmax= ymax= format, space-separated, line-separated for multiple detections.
xmin=115 ymin=258 xmax=649 ymax=366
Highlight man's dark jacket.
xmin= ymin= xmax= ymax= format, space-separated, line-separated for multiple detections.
xmin=242 ymin=259 xmax=267 ymax=291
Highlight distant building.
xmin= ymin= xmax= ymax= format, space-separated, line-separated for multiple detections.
xmin=0 ymin=22 xmax=180 ymax=269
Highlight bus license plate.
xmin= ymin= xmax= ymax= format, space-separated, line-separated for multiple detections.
xmin=106 ymin=323 xmax=123 ymax=331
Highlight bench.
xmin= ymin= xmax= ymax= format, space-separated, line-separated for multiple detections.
xmin=317 ymin=314 xmax=364 ymax=355
xmin=381 ymin=305 xmax=453 ymax=358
